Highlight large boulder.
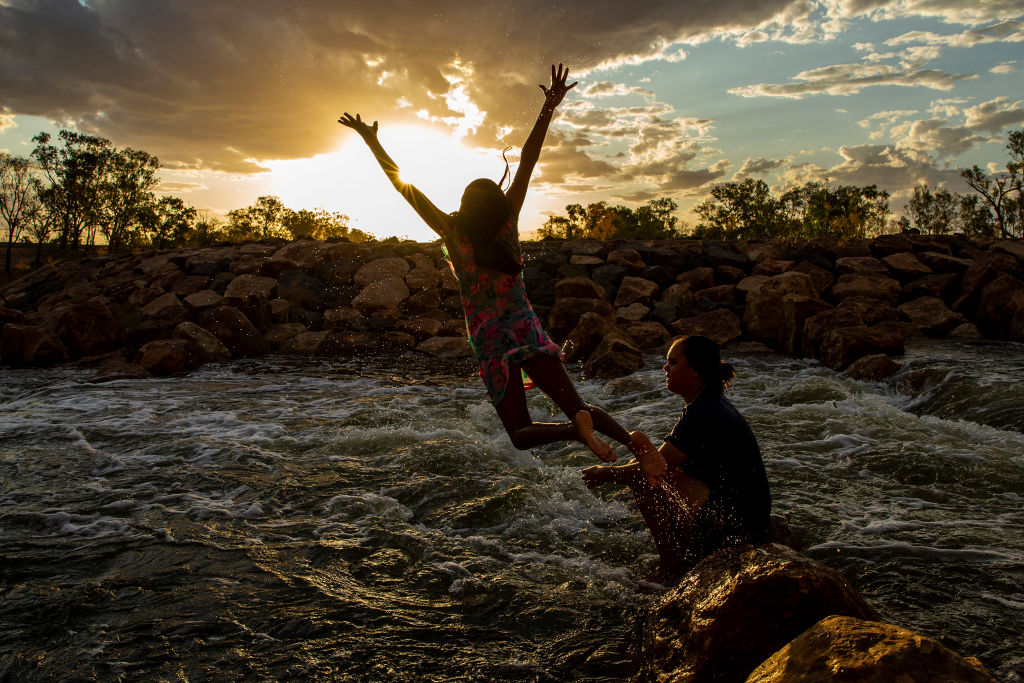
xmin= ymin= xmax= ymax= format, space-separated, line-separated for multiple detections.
xmin=139 ymin=292 xmax=190 ymax=330
xmin=901 ymin=272 xmax=959 ymax=302
xmin=134 ymin=339 xmax=191 ymax=376
xmin=828 ymin=273 xmax=901 ymax=305
xmin=897 ymin=297 xmax=967 ymax=337
xmin=802 ymin=308 xmax=866 ymax=360
xmin=316 ymin=330 xmax=381 ymax=356
xmin=562 ymin=312 xmax=619 ymax=362
xmin=353 ymin=257 xmax=410 ymax=286
xmin=276 ymin=269 xmax=326 ymax=310
xmin=173 ymin=321 xmax=232 ymax=364
xmin=615 ymin=276 xmax=659 ymax=307
xmin=748 ymin=615 xmax=999 ymax=683
xmin=953 ymin=253 xmax=1021 ymax=318
xmin=743 ymin=272 xmax=819 ymax=348
xmin=415 ymin=335 xmax=474 ymax=358
xmin=819 ymin=325 xmax=904 ymax=370
xmin=282 ymin=330 xmax=329 ymax=355
xmin=670 ymin=309 xmax=743 ymax=347
xmin=844 ymin=353 xmax=901 ymax=381
xmin=622 ymin=320 xmax=672 ymax=350
xmin=882 ymin=251 xmax=931 ymax=281
xmin=222 ymin=274 xmax=277 ymax=329
xmin=779 ymin=295 xmax=833 ymax=355
xmin=554 ymin=277 xmax=607 ymax=300
xmin=547 ymin=297 xmax=616 ymax=342
xmin=0 ymin=323 xmax=68 ymax=365
xmin=835 ymin=256 xmax=887 ymax=277
xmin=351 ymin=278 xmax=410 ymax=314
xmin=642 ymin=544 xmax=879 ymax=683
xmin=607 ymin=248 xmax=646 ymax=272
xmin=197 ymin=306 xmax=268 ymax=356
xmin=975 ymin=273 xmax=1024 ymax=338
xmin=584 ymin=334 xmax=643 ymax=379
xmin=39 ymin=297 xmax=120 ymax=358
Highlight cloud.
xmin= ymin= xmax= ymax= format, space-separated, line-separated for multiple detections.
xmin=0 ymin=0 xmax=807 ymax=173
xmin=733 ymin=156 xmax=790 ymax=179
xmin=990 ymin=60 xmax=1017 ymax=74
xmin=730 ymin=62 xmax=976 ymax=98
xmin=0 ymin=110 xmax=14 ymax=133
xmin=963 ymin=96 xmax=1024 ymax=132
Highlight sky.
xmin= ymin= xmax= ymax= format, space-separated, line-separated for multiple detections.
xmin=2 ymin=0 xmax=1023 ymax=242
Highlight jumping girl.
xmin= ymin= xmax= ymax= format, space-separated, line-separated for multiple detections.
xmin=339 ymin=64 xmax=665 ymax=483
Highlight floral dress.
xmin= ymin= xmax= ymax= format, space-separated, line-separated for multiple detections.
xmin=443 ymin=215 xmax=562 ymax=405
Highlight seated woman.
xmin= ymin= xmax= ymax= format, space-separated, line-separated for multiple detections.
xmin=583 ymin=335 xmax=771 ymax=576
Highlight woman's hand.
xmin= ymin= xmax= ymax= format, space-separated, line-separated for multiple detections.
xmin=338 ymin=112 xmax=379 ymax=140
xmin=539 ymin=63 xmax=578 ymax=110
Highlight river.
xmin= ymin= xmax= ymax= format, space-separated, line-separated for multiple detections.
xmin=1 ymin=339 xmax=1022 ymax=681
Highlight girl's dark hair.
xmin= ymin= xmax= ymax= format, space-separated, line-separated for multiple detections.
xmin=676 ymin=335 xmax=736 ymax=394
xmin=455 ymin=178 xmax=521 ymax=275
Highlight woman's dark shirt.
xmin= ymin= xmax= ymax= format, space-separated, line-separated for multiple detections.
xmin=664 ymin=390 xmax=771 ymax=541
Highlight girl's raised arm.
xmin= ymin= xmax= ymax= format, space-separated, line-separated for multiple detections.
xmin=505 ymin=64 xmax=578 ymax=217
xmin=338 ymin=113 xmax=452 ymax=240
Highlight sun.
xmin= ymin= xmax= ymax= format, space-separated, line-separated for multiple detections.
xmin=263 ymin=124 xmax=504 ymax=241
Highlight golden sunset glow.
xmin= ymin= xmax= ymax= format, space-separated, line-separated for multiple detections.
xmin=263 ymin=124 xmax=510 ymax=241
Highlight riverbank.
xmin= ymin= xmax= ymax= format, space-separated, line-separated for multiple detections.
xmin=1 ymin=235 xmax=1022 ymax=382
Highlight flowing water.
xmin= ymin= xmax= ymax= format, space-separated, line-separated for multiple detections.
xmin=1 ymin=340 xmax=1022 ymax=681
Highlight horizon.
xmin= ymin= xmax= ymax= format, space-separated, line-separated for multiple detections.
xmin=2 ymin=1 xmax=1022 ymax=241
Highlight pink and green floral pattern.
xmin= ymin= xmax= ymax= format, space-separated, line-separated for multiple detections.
xmin=443 ymin=216 xmax=561 ymax=405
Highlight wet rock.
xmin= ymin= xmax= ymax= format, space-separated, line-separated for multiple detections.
xmin=744 ymin=272 xmax=819 ymax=348
xmin=396 ymin=317 xmax=443 ymax=341
xmin=678 ymin=267 xmax=715 ymax=292
xmin=642 ymin=544 xmax=879 ymax=683
xmin=747 ymin=615 xmax=999 ymax=683
xmin=173 ymin=321 xmax=231 ymax=364
xmin=197 ymin=306 xmax=267 ymax=357
xmin=801 ymin=308 xmax=866 ymax=360
xmin=584 ymin=334 xmax=643 ymax=379
xmin=88 ymin=355 xmax=151 ymax=383
xmin=975 ymin=273 xmax=1024 ymax=338
xmin=659 ymin=283 xmax=698 ymax=315
xmin=953 ymin=253 xmax=1022 ymax=318
xmin=844 ymin=353 xmax=901 ymax=381
xmin=134 ymin=339 xmax=191 ymax=375
xmin=323 ymin=306 xmax=365 ymax=331
xmin=415 ymin=335 xmax=474 ymax=358
xmin=836 ymin=296 xmax=901 ymax=326
xmin=779 ymin=295 xmax=833 ymax=355
xmin=616 ymin=302 xmax=650 ymax=323
xmin=39 ymin=297 xmax=120 ymax=358
xmin=820 ymin=325 xmax=904 ymax=370
xmin=265 ymin=323 xmax=308 ymax=352
xmin=949 ymin=322 xmax=983 ymax=339
xmin=694 ymin=284 xmax=736 ymax=310
xmin=670 ymin=308 xmax=743 ymax=347
xmin=282 ymin=330 xmax=329 ymax=355
xmin=562 ymin=312 xmax=620 ymax=362
xmin=0 ymin=323 xmax=68 ymax=365
xmin=316 ymin=330 xmax=381 ymax=357
xmin=898 ymin=296 xmax=967 ymax=337
xmin=902 ymin=272 xmax=959 ymax=302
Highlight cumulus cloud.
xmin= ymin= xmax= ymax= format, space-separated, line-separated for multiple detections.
xmin=990 ymin=60 xmax=1017 ymax=74
xmin=964 ymin=96 xmax=1024 ymax=132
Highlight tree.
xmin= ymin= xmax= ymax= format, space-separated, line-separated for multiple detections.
xmin=537 ymin=198 xmax=683 ymax=240
xmin=694 ymin=179 xmax=788 ymax=239
xmin=903 ymin=185 xmax=995 ymax=237
xmin=781 ymin=182 xmax=890 ymax=238
xmin=960 ymin=127 xmax=1023 ymax=239
xmin=98 ymin=147 xmax=160 ymax=251
xmin=282 ymin=208 xmax=350 ymax=241
xmin=226 ymin=195 xmax=287 ymax=242
xmin=143 ymin=196 xmax=198 ymax=248
xmin=31 ymin=131 xmax=112 ymax=250
xmin=0 ymin=153 xmax=42 ymax=273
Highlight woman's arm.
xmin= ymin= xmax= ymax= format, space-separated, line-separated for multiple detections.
xmin=338 ymin=113 xmax=452 ymax=239
xmin=505 ymin=64 xmax=578 ymax=216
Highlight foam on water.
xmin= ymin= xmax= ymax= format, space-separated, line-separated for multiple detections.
xmin=1 ymin=346 xmax=1022 ymax=680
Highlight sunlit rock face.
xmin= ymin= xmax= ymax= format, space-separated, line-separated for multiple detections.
xmin=747 ymin=616 xmax=1000 ymax=683
xmin=1 ymin=234 xmax=1022 ymax=378
xmin=642 ymin=544 xmax=879 ymax=683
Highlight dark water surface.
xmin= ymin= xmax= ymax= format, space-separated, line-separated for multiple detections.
xmin=1 ymin=340 xmax=1022 ymax=681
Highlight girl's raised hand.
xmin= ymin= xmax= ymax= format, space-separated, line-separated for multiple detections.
xmin=338 ymin=112 xmax=379 ymax=140
xmin=539 ymin=63 xmax=578 ymax=109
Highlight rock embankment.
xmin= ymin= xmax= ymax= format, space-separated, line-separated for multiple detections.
xmin=1 ymin=234 xmax=1022 ymax=380
xmin=642 ymin=543 xmax=999 ymax=682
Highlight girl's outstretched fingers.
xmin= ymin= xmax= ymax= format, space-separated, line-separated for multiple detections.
xmin=575 ymin=410 xmax=615 ymax=462
xmin=630 ymin=430 xmax=667 ymax=488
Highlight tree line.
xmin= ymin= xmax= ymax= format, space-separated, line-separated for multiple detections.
xmin=539 ymin=127 xmax=1023 ymax=242
xmin=0 ymin=130 xmax=373 ymax=274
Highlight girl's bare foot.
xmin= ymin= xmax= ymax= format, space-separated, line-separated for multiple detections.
xmin=630 ymin=430 xmax=667 ymax=488
xmin=575 ymin=410 xmax=615 ymax=462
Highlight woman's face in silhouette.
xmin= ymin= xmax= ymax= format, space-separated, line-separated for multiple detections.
xmin=664 ymin=341 xmax=701 ymax=399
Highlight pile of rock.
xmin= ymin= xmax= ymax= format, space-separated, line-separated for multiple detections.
xmin=1 ymin=234 xmax=1022 ymax=381
xmin=642 ymin=543 xmax=999 ymax=682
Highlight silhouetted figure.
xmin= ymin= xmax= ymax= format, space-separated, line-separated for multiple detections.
xmin=339 ymin=64 xmax=665 ymax=482
xmin=583 ymin=335 xmax=771 ymax=576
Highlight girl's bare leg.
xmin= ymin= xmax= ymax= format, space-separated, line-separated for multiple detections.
xmin=494 ymin=361 xmax=608 ymax=455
